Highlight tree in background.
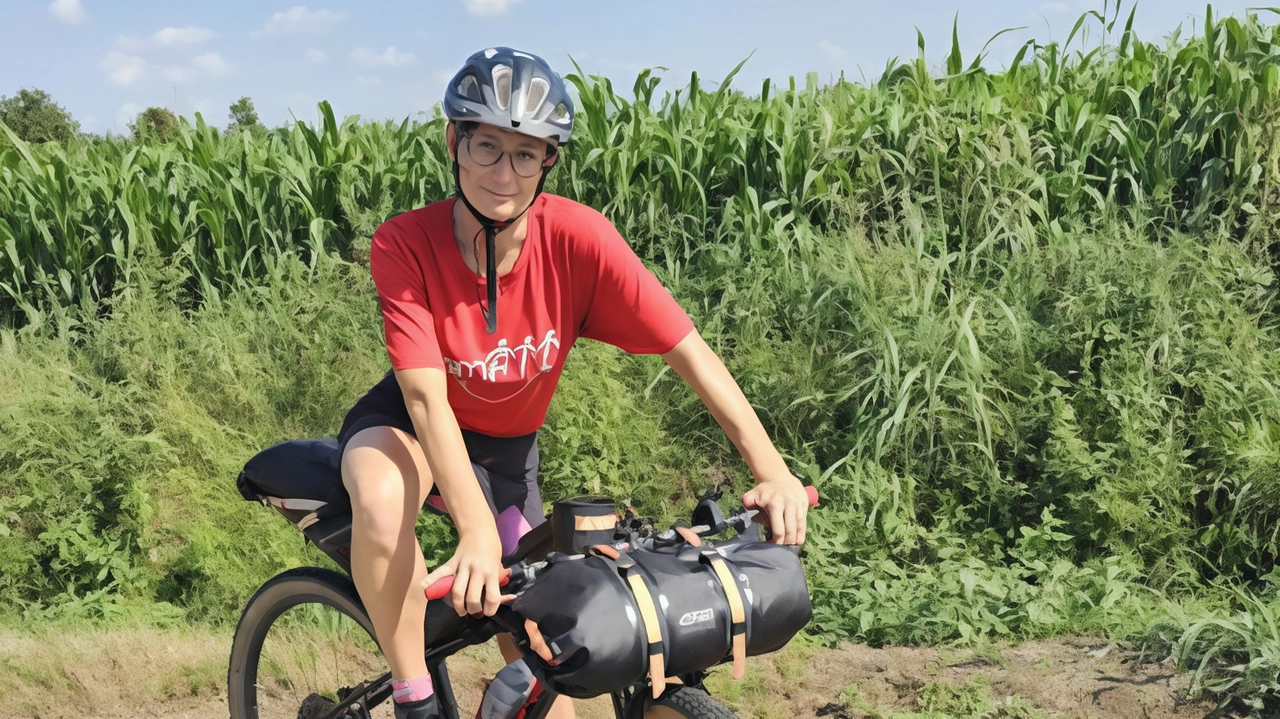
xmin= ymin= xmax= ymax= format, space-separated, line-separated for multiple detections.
xmin=0 ymin=87 xmax=81 ymax=143
xmin=227 ymin=96 xmax=266 ymax=136
xmin=129 ymin=107 xmax=179 ymax=142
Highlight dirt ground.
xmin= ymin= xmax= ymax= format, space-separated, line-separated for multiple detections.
xmin=712 ymin=638 xmax=1222 ymax=719
xmin=0 ymin=627 xmax=1224 ymax=719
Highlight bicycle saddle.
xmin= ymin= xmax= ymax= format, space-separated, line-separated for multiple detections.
xmin=236 ymin=438 xmax=351 ymax=518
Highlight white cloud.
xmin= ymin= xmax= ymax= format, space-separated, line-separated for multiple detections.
xmin=102 ymin=52 xmax=146 ymax=86
xmin=154 ymin=26 xmax=217 ymax=47
xmin=306 ymin=48 xmax=327 ymax=63
xmin=119 ymin=26 xmax=218 ymax=51
xmin=464 ymin=0 xmax=523 ymax=16
xmin=161 ymin=52 xmax=231 ymax=84
xmin=820 ymin=40 xmax=846 ymax=62
xmin=256 ymin=6 xmax=345 ymax=36
xmin=162 ymin=65 xmax=195 ymax=83
xmin=355 ymin=75 xmax=382 ymax=85
xmin=352 ymin=46 xmax=416 ymax=68
xmin=48 ymin=0 xmax=87 ymax=25
xmin=192 ymin=52 xmax=229 ymax=76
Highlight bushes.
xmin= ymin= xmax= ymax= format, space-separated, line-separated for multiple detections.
xmin=0 ymin=255 xmax=386 ymax=619
xmin=4 ymin=2 xmax=1280 ymax=709
xmin=128 ymin=107 xmax=179 ymax=142
xmin=0 ymin=88 xmax=80 ymax=144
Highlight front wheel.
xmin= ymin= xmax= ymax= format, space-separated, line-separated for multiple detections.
xmin=641 ymin=686 xmax=739 ymax=719
xmin=228 ymin=566 xmax=392 ymax=719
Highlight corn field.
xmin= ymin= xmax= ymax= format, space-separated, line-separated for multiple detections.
xmin=4 ymin=2 xmax=1280 ymax=713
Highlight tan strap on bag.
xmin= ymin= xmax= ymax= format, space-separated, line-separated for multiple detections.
xmin=575 ymin=513 xmax=619 ymax=531
xmin=702 ymin=551 xmax=748 ymax=680
xmin=595 ymin=547 xmax=667 ymax=699
xmin=625 ymin=570 xmax=667 ymax=698
xmin=674 ymin=526 xmax=703 ymax=546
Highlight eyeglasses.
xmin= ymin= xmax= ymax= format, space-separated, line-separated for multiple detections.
xmin=462 ymin=133 xmax=555 ymax=178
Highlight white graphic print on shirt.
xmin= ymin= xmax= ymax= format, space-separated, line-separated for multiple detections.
xmin=443 ymin=329 xmax=560 ymax=383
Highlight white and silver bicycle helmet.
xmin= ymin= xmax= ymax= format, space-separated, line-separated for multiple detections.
xmin=443 ymin=47 xmax=574 ymax=143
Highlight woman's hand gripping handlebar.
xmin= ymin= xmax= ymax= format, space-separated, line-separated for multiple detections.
xmin=746 ymin=485 xmax=820 ymax=519
xmin=741 ymin=481 xmax=818 ymax=545
xmin=425 ymin=565 xmax=512 ymax=603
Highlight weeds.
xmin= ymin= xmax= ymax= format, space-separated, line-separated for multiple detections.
xmin=3 ymin=1 xmax=1280 ymax=713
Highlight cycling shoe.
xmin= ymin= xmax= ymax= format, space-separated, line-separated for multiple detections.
xmin=394 ymin=694 xmax=442 ymax=719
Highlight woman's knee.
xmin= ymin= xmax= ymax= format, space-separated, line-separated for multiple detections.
xmin=342 ymin=427 xmax=431 ymax=538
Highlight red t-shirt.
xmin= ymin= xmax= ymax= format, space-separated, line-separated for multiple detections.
xmin=370 ymin=194 xmax=694 ymax=437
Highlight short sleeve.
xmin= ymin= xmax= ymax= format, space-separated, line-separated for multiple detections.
xmin=369 ymin=224 xmax=445 ymax=371
xmin=578 ymin=213 xmax=694 ymax=354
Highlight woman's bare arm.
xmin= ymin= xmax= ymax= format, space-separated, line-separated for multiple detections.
xmin=660 ymin=331 xmax=809 ymax=544
xmin=395 ymin=367 xmax=505 ymax=616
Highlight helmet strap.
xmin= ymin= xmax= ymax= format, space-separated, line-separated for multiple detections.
xmin=482 ymin=224 xmax=498 ymax=334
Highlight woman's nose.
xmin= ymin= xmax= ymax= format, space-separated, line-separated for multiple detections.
xmin=490 ymin=152 xmax=517 ymax=181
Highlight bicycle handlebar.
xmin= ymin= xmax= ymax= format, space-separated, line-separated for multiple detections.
xmin=424 ymin=486 xmax=819 ymax=602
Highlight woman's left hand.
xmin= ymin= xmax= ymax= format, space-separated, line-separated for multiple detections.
xmin=743 ymin=475 xmax=809 ymax=545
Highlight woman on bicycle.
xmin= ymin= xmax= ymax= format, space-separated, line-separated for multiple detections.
xmin=337 ymin=47 xmax=811 ymax=719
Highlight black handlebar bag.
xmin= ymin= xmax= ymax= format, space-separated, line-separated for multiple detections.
xmin=512 ymin=539 xmax=811 ymax=698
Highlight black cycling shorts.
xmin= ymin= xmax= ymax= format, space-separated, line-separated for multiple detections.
xmin=338 ymin=370 xmax=544 ymax=556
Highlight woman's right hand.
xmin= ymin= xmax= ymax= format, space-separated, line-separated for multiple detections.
xmin=423 ymin=524 xmax=507 ymax=617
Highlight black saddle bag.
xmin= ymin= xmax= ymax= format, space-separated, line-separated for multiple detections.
xmin=512 ymin=538 xmax=811 ymax=698
xmin=236 ymin=438 xmax=356 ymax=572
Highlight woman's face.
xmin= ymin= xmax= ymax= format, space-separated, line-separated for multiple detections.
xmin=447 ymin=121 xmax=558 ymax=220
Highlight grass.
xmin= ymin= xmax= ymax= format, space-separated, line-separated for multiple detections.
xmin=4 ymin=1 xmax=1280 ymax=714
xmin=0 ymin=621 xmax=1209 ymax=718
xmin=906 ymin=683 xmax=1059 ymax=719
xmin=150 ymin=659 xmax=225 ymax=699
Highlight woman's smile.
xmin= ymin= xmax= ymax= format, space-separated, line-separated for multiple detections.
xmin=484 ymin=187 xmax=517 ymax=200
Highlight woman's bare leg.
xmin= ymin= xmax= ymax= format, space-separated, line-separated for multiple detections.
xmin=342 ymin=426 xmax=435 ymax=680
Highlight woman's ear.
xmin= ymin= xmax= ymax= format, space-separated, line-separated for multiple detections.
xmin=543 ymin=144 xmax=560 ymax=170
xmin=445 ymin=122 xmax=458 ymax=163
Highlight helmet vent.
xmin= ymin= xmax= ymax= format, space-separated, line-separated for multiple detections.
xmin=526 ymin=77 xmax=549 ymax=114
xmin=492 ymin=64 xmax=513 ymax=110
xmin=456 ymin=74 xmax=480 ymax=102
xmin=551 ymin=103 xmax=569 ymax=122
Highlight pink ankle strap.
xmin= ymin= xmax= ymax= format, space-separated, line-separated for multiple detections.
xmin=392 ymin=674 xmax=435 ymax=703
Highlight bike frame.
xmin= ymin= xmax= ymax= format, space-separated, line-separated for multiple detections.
xmin=288 ymin=596 xmax=641 ymax=719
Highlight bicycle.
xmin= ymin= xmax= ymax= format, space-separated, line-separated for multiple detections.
xmin=229 ymin=437 xmax=815 ymax=719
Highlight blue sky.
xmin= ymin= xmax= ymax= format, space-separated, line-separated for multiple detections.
xmin=0 ymin=0 xmax=1267 ymax=135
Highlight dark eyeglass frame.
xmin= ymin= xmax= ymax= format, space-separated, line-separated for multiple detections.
xmin=460 ymin=130 xmax=557 ymax=178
